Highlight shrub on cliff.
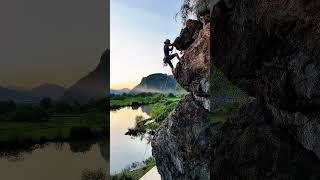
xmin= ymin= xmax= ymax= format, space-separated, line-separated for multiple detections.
xmin=177 ymin=0 xmax=209 ymax=23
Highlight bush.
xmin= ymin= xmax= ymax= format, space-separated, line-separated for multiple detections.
xmin=0 ymin=100 xmax=16 ymax=114
xmin=176 ymin=0 xmax=209 ymax=24
xmin=9 ymin=106 xmax=48 ymax=122
xmin=81 ymin=169 xmax=106 ymax=180
xmin=40 ymin=97 xmax=54 ymax=109
xmin=69 ymin=127 xmax=93 ymax=140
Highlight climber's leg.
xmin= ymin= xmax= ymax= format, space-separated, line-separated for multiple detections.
xmin=167 ymin=60 xmax=174 ymax=69
xmin=174 ymin=53 xmax=182 ymax=62
xmin=172 ymin=68 xmax=176 ymax=76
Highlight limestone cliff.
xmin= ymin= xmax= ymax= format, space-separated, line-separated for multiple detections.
xmin=210 ymin=0 xmax=320 ymax=179
xmin=152 ymin=0 xmax=320 ymax=179
xmin=152 ymin=18 xmax=212 ymax=179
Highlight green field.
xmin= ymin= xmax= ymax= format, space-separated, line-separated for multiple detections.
xmin=0 ymin=112 xmax=106 ymax=142
xmin=110 ymin=93 xmax=164 ymax=109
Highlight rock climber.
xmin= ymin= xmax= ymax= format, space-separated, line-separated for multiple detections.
xmin=163 ymin=39 xmax=182 ymax=75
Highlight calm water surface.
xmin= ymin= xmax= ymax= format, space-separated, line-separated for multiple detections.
xmin=0 ymin=141 xmax=108 ymax=180
xmin=110 ymin=105 xmax=153 ymax=174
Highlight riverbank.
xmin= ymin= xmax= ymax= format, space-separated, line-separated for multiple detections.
xmin=0 ymin=112 xmax=106 ymax=146
xmin=110 ymin=157 xmax=156 ymax=180
xmin=110 ymin=93 xmax=164 ymax=109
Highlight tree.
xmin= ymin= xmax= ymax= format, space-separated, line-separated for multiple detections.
xmin=176 ymin=0 xmax=209 ymax=24
xmin=40 ymin=97 xmax=54 ymax=109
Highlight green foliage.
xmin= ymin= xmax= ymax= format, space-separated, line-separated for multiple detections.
xmin=209 ymin=65 xmax=250 ymax=126
xmin=0 ymin=100 xmax=16 ymax=114
xmin=111 ymin=157 xmax=156 ymax=180
xmin=210 ymin=65 xmax=247 ymax=104
xmin=81 ymin=168 xmax=106 ymax=180
xmin=175 ymin=83 xmax=187 ymax=96
xmin=69 ymin=127 xmax=93 ymax=140
xmin=8 ymin=105 xmax=48 ymax=122
xmin=150 ymin=98 xmax=179 ymax=122
xmin=209 ymin=102 xmax=241 ymax=125
xmin=110 ymin=93 xmax=164 ymax=109
xmin=177 ymin=0 xmax=209 ymax=23
xmin=40 ymin=98 xmax=54 ymax=109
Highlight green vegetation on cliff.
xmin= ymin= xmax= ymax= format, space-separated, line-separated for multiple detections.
xmin=209 ymin=66 xmax=250 ymax=125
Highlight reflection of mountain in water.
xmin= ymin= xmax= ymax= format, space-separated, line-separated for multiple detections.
xmin=98 ymin=140 xmax=109 ymax=176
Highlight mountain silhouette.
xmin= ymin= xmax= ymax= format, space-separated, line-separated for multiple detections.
xmin=31 ymin=83 xmax=66 ymax=100
xmin=130 ymin=73 xmax=176 ymax=94
xmin=0 ymin=86 xmax=40 ymax=103
xmin=61 ymin=49 xmax=108 ymax=103
xmin=110 ymin=88 xmax=131 ymax=95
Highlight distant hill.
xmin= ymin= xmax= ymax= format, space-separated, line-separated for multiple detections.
xmin=31 ymin=83 xmax=66 ymax=100
xmin=110 ymin=88 xmax=131 ymax=95
xmin=0 ymin=86 xmax=40 ymax=103
xmin=61 ymin=50 xmax=108 ymax=103
xmin=130 ymin=73 xmax=176 ymax=94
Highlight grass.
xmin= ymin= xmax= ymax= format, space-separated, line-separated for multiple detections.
xmin=110 ymin=93 xmax=164 ymax=109
xmin=111 ymin=157 xmax=156 ymax=180
xmin=0 ymin=112 xmax=105 ymax=142
xmin=125 ymin=96 xmax=181 ymax=137
xmin=150 ymin=97 xmax=180 ymax=122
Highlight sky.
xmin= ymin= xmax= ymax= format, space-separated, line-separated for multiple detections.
xmin=110 ymin=0 xmax=183 ymax=90
xmin=0 ymin=0 xmax=109 ymax=89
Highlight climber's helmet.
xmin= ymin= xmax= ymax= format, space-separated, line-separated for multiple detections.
xmin=164 ymin=39 xmax=171 ymax=45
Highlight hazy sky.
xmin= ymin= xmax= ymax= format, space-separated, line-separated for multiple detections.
xmin=0 ymin=0 xmax=109 ymax=89
xmin=110 ymin=0 xmax=182 ymax=89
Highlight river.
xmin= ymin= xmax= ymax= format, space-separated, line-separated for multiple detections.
xmin=110 ymin=105 xmax=153 ymax=174
xmin=0 ymin=140 xmax=108 ymax=180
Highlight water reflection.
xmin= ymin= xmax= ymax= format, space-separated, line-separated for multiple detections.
xmin=0 ymin=140 xmax=108 ymax=180
xmin=110 ymin=105 xmax=153 ymax=174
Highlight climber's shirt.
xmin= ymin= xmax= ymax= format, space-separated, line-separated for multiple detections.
xmin=164 ymin=45 xmax=173 ymax=57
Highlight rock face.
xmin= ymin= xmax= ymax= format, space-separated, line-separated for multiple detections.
xmin=152 ymin=94 xmax=210 ymax=180
xmin=174 ymin=23 xmax=210 ymax=97
xmin=173 ymin=19 xmax=203 ymax=51
xmin=211 ymin=0 xmax=320 ymax=111
xmin=210 ymin=0 xmax=320 ymax=178
xmin=153 ymin=0 xmax=320 ymax=179
xmin=211 ymin=100 xmax=320 ymax=179
xmin=130 ymin=73 xmax=176 ymax=94
xmin=152 ymin=19 xmax=212 ymax=179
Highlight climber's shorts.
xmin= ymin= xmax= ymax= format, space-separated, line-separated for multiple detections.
xmin=165 ymin=54 xmax=176 ymax=68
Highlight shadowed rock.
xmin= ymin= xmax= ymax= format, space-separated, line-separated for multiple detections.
xmin=211 ymin=0 xmax=320 ymax=111
xmin=173 ymin=19 xmax=203 ymax=51
xmin=211 ymin=100 xmax=320 ymax=180
xmin=152 ymin=94 xmax=211 ymax=180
